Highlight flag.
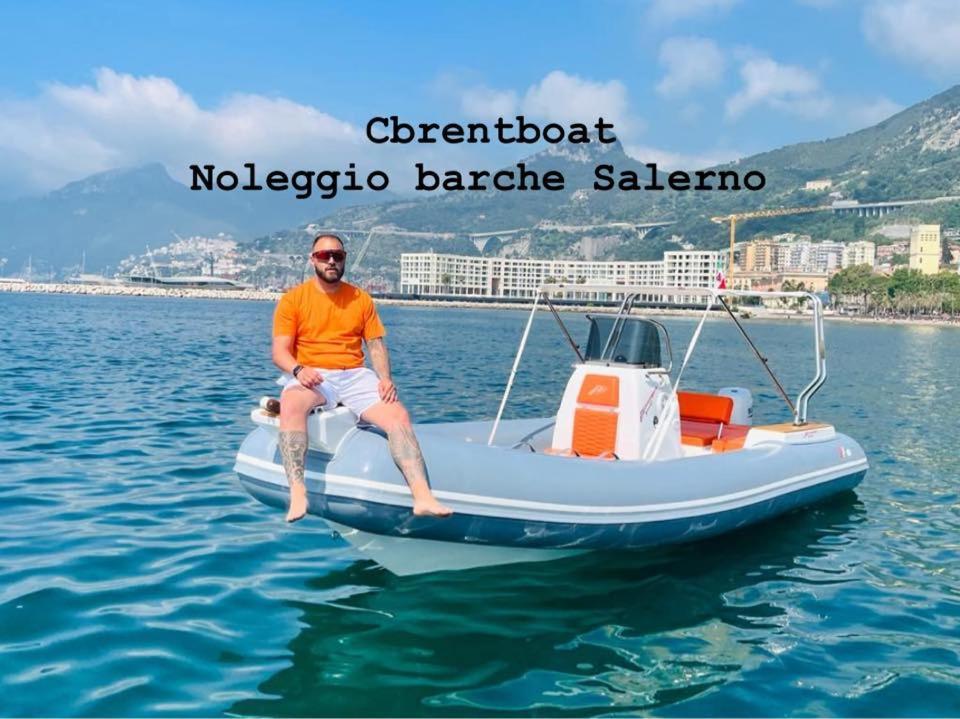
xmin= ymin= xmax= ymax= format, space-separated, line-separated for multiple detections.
xmin=715 ymin=271 xmax=727 ymax=290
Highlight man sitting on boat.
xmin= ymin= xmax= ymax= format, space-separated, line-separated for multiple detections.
xmin=271 ymin=233 xmax=452 ymax=522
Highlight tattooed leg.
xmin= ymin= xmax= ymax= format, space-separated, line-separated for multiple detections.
xmin=279 ymin=430 xmax=309 ymax=522
xmin=363 ymin=402 xmax=452 ymax=517
xmin=277 ymin=386 xmax=323 ymax=523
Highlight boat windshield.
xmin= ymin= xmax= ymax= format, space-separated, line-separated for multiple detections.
xmin=584 ymin=315 xmax=662 ymax=367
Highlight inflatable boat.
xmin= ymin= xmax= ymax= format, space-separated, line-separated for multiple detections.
xmin=235 ymin=285 xmax=868 ymax=575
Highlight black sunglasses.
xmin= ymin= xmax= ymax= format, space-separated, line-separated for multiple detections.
xmin=311 ymin=249 xmax=347 ymax=263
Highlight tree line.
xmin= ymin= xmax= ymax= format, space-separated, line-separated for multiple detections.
xmin=827 ymin=264 xmax=960 ymax=317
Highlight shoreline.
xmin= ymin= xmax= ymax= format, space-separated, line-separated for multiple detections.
xmin=2 ymin=281 xmax=959 ymax=328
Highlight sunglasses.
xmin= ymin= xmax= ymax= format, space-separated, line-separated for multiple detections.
xmin=311 ymin=249 xmax=347 ymax=263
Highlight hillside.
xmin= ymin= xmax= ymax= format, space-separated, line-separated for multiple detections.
xmin=0 ymin=164 xmax=383 ymax=276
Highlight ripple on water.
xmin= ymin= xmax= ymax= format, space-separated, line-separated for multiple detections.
xmin=1 ymin=295 xmax=960 ymax=716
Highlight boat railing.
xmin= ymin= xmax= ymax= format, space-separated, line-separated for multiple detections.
xmin=487 ymin=285 xmax=826 ymax=447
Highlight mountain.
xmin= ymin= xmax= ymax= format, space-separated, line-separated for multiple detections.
xmin=0 ymin=163 xmax=382 ymax=275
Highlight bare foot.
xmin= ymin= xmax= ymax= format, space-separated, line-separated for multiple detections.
xmin=286 ymin=484 xmax=309 ymax=523
xmin=413 ymin=497 xmax=453 ymax=517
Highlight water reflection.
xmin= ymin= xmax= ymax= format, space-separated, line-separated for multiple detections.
xmin=231 ymin=494 xmax=865 ymax=717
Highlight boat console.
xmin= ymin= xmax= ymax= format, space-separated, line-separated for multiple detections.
xmin=549 ymin=316 xmax=683 ymax=461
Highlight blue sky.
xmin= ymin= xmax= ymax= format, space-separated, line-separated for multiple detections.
xmin=0 ymin=0 xmax=957 ymax=197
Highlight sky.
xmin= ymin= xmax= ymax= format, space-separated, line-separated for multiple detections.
xmin=0 ymin=0 xmax=958 ymax=198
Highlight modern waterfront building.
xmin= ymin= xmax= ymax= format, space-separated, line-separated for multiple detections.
xmin=909 ymin=224 xmax=941 ymax=275
xmin=399 ymin=250 xmax=724 ymax=301
xmin=663 ymin=251 xmax=725 ymax=303
xmin=841 ymin=240 xmax=877 ymax=269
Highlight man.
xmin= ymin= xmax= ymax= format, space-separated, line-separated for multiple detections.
xmin=272 ymin=233 xmax=452 ymax=522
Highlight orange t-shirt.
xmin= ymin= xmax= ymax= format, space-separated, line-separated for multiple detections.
xmin=272 ymin=281 xmax=386 ymax=370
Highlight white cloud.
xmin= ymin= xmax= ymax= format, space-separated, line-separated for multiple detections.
xmin=521 ymin=71 xmax=635 ymax=131
xmin=863 ymin=0 xmax=960 ymax=75
xmin=646 ymin=0 xmax=740 ymax=25
xmin=0 ymin=68 xmax=367 ymax=194
xmin=459 ymin=85 xmax=518 ymax=119
xmin=656 ymin=36 xmax=726 ymax=96
xmin=624 ymin=143 xmax=743 ymax=169
xmin=725 ymin=55 xmax=831 ymax=120
xmin=453 ymin=70 xmax=639 ymax=135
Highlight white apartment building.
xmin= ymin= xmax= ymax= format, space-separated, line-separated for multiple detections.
xmin=663 ymin=251 xmax=725 ymax=302
xmin=779 ymin=239 xmax=844 ymax=273
xmin=841 ymin=240 xmax=877 ymax=269
xmin=815 ymin=241 xmax=845 ymax=272
xmin=400 ymin=250 xmax=724 ymax=301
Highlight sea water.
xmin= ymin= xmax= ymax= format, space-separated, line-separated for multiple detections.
xmin=1 ymin=293 xmax=958 ymax=716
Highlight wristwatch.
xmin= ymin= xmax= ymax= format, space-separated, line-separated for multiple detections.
xmin=292 ymin=364 xmax=304 ymax=378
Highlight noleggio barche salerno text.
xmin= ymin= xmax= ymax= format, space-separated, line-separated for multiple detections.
xmin=189 ymin=115 xmax=766 ymax=200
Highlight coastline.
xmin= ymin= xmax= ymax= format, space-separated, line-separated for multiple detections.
xmin=3 ymin=281 xmax=959 ymax=328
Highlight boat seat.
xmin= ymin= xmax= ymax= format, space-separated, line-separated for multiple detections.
xmin=677 ymin=391 xmax=736 ymax=447
xmin=712 ymin=426 xmax=751 ymax=453
xmin=547 ymin=374 xmax=620 ymax=459
xmin=680 ymin=420 xmax=724 ymax=446
xmin=680 ymin=421 xmax=750 ymax=448
xmin=677 ymin=391 xmax=733 ymax=424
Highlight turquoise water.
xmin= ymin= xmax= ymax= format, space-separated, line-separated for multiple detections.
xmin=1 ymin=293 xmax=959 ymax=717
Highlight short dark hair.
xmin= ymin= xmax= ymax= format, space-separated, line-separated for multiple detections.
xmin=312 ymin=232 xmax=345 ymax=249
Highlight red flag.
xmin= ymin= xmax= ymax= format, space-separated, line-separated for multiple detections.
xmin=715 ymin=271 xmax=727 ymax=289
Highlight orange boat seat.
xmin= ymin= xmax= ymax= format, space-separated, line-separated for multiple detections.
xmin=677 ymin=391 xmax=736 ymax=447
xmin=677 ymin=391 xmax=733 ymax=424
xmin=712 ymin=425 xmax=751 ymax=453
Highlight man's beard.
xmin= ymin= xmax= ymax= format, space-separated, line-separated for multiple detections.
xmin=315 ymin=265 xmax=344 ymax=284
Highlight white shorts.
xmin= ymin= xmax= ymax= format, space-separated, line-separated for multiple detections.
xmin=281 ymin=367 xmax=382 ymax=418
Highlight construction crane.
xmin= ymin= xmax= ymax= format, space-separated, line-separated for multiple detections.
xmin=711 ymin=205 xmax=833 ymax=280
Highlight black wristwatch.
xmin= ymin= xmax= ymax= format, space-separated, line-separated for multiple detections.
xmin=292 ymin=364 xmax=304 ymax=378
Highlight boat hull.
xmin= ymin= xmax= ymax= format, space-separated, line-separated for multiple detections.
xmin=235 ymin=417 xmax=867 ymax=574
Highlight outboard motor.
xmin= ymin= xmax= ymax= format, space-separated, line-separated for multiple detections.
xmin=718 ymin=387 xmax=753 ymax=425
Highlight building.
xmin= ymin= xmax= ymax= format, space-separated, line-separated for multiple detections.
xmin=663 ymin=251 xmax=725 ymax=303
xmin=814 ymin=241 xmax=845 ymax=272
xmin=841 ymin=240 xmax=876 ymax=269
xmin=741 ymin=239 xmax=780 ymax=273
xmin=804 ymin=179 xmax=832 ymax=191
xmin=739 ymin=237 xmax=843 ymax=274
xmin=909 ymin=224 xmax=941 ymax=275
xmin=399 ymin=250 xmax=723 ymax=302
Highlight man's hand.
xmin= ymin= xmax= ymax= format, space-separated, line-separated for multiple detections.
xmin=297 ymin=367 xmax=323 ymax=389
xmin=378 ymin=377 xmax=398 ymax=403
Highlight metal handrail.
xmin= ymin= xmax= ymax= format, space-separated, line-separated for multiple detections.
xmin=794 ymin=293 xmax=827 ymax=424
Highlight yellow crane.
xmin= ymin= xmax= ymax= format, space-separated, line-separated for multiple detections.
xmin=711 ymin=205 xmax=834 ymax=280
